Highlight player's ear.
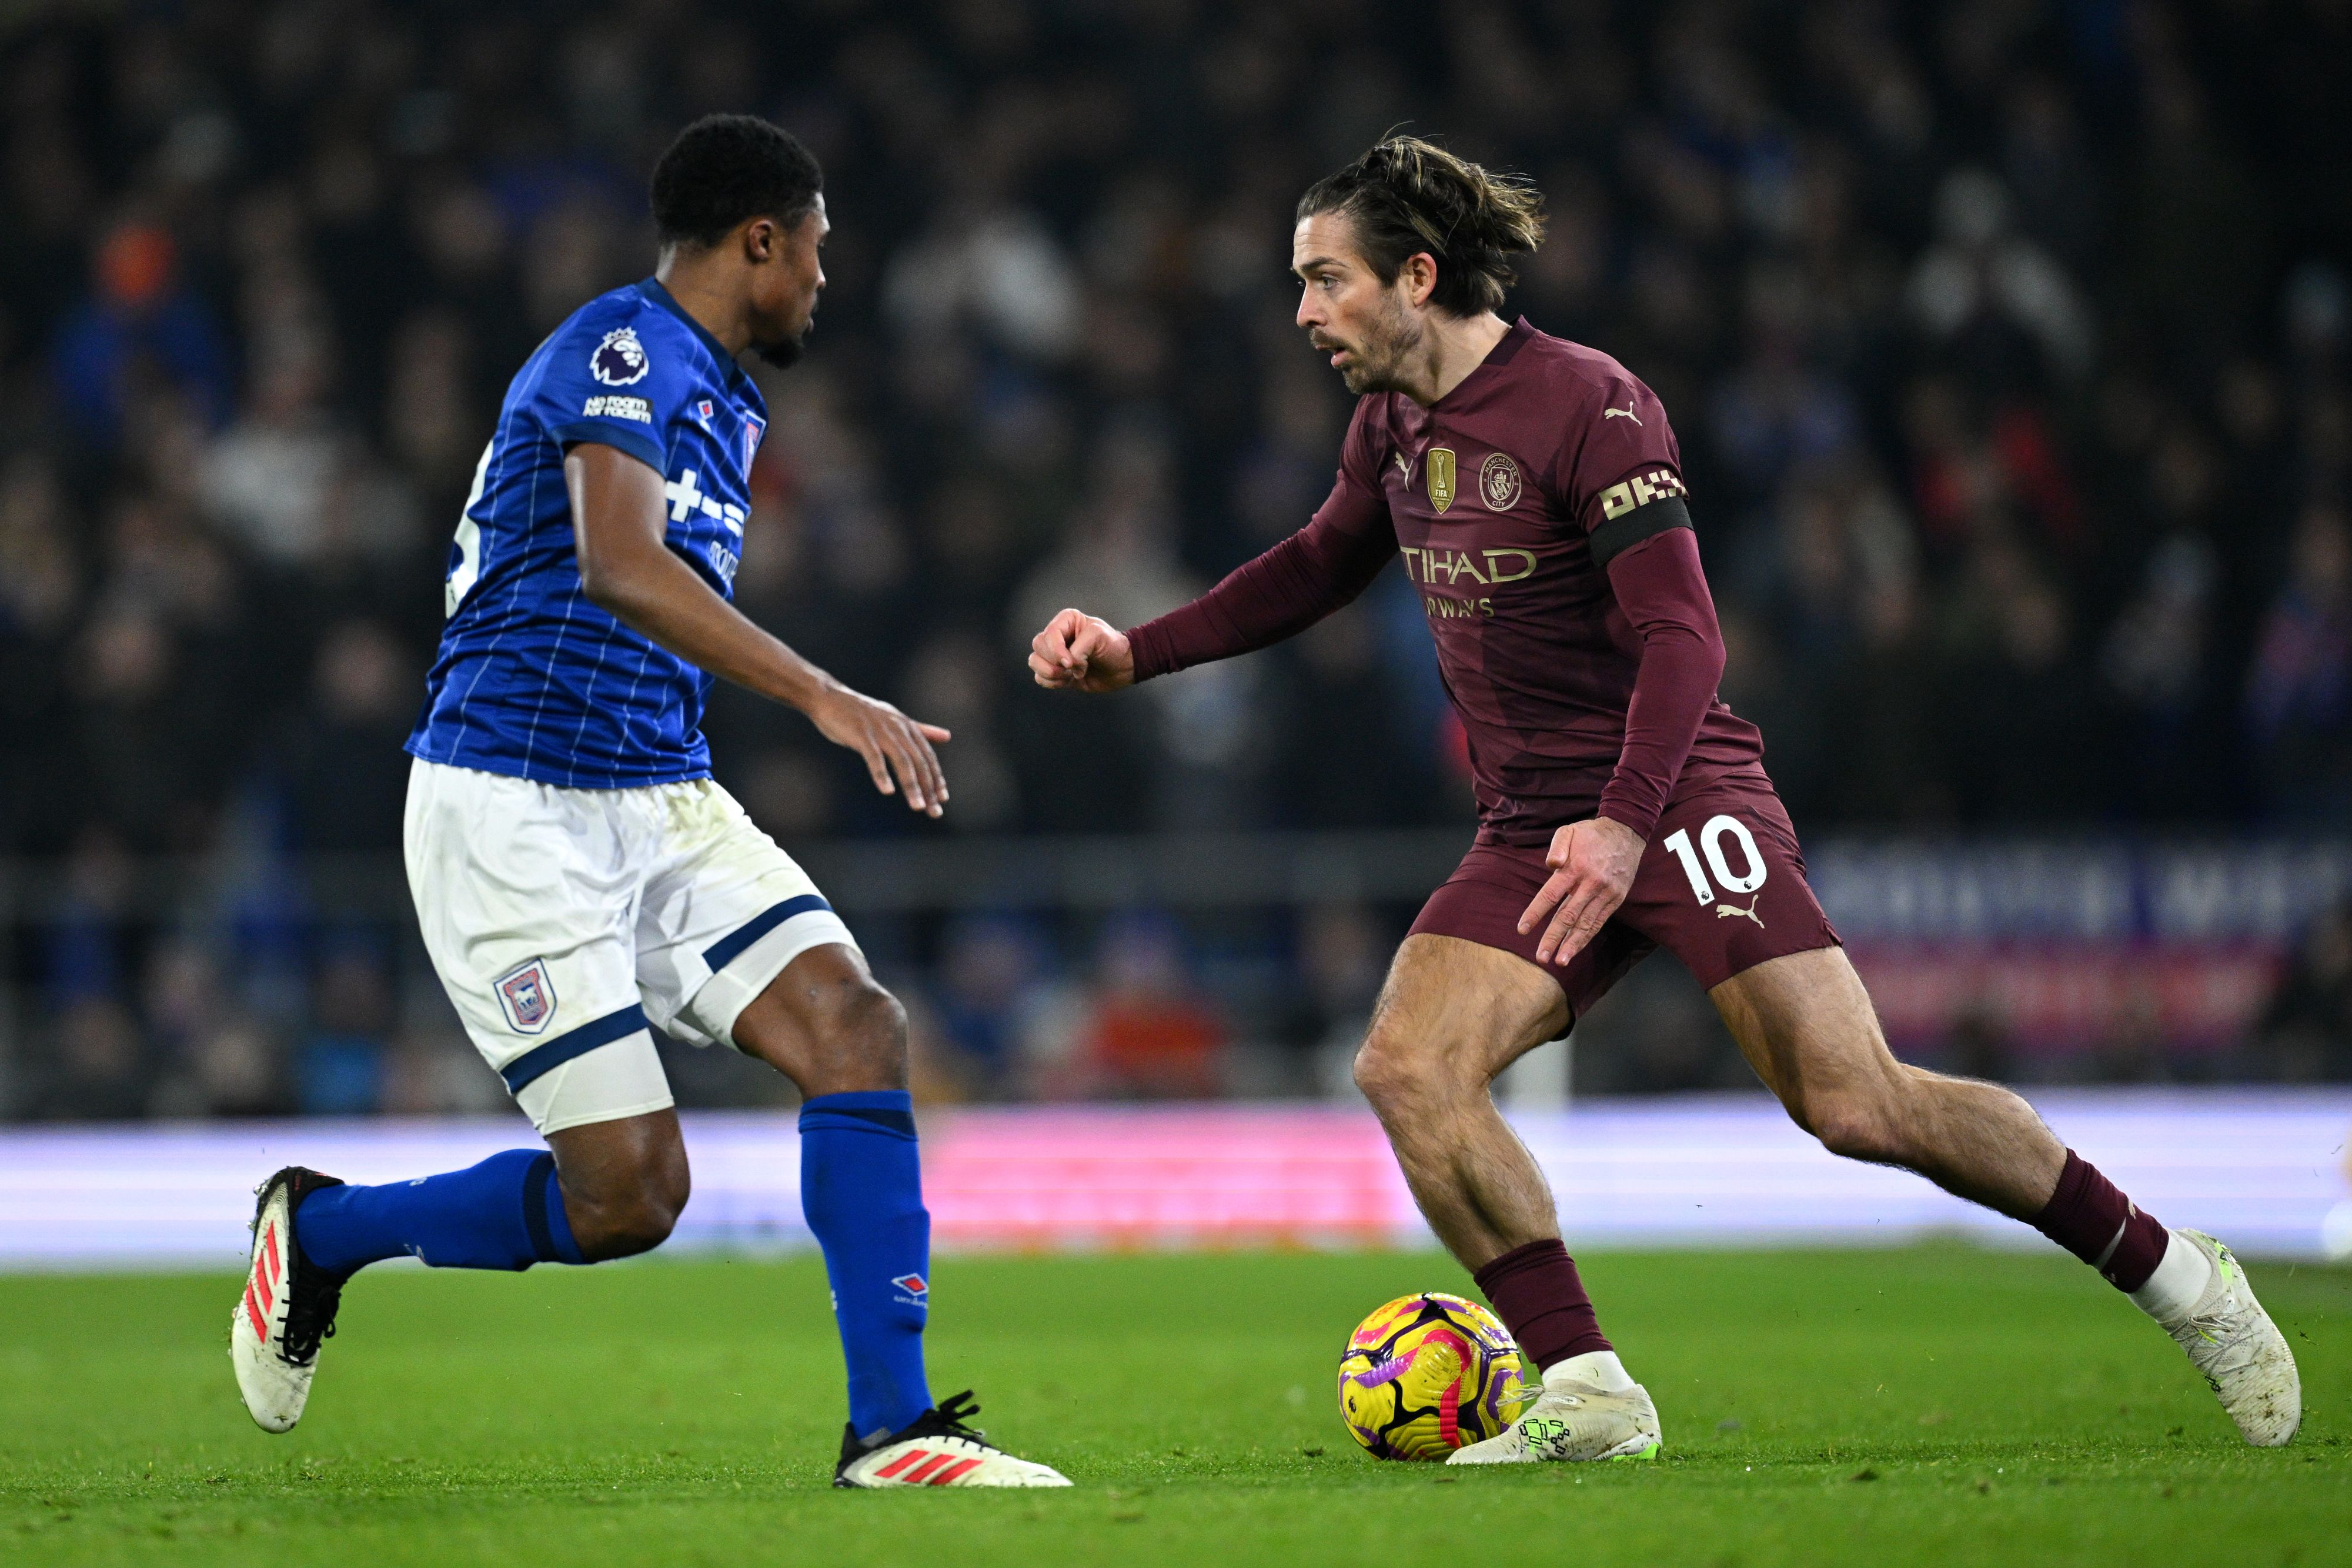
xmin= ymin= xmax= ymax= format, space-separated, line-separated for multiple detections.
xmin=1401 ymin=252 xmax=1438 ymax=310
xmin=741 ymin=216 xmax=777 ymax=264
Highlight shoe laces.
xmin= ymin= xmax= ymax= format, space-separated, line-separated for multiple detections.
xmin=897 ymin=1390 xmax=994 ymax=1449
xmin=279 ymin=1266 xmax=346 ymax=1368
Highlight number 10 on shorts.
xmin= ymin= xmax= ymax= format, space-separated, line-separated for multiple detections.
xmin=1661 ymin=814 xmax=1767 ymax=905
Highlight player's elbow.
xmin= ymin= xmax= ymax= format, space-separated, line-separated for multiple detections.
xmin=1638 ymin=620 xmax=1725 ymax=686
xmin=576 ymin=551 xmax=627 ymax=611
xmin=577 ymin=549 xmax=652 ymax=619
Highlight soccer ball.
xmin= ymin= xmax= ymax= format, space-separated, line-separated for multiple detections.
xmin=1337 ymin=1292 xmax=1533 ymax=1460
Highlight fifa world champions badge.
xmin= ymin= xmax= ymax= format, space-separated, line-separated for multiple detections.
xmin=494 ymin=958 xmax=558 ymax=1034
xmin=1425 ymin=447 xmax=1457 ymax=513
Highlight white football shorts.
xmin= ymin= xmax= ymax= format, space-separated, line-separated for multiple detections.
xmin=404 ymin=758 xmax=859 ymax=1134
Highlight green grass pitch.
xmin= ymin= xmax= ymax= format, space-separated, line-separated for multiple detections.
xmin=1 ymin=1246 xmax=2345 ymax=1566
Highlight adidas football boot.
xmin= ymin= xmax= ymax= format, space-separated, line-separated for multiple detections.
xmin=2161 ymin=1229 xmax=2300 ymax=1446
xmin=835 ymin=1390 xmax=1071 ymax=1487
xmin=1445 ymin=1363 xmax=1662 ymax=1465
xmin=229 ymin=1166 xmax=350 ymax=1433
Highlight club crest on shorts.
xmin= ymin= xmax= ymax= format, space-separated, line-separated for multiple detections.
xmin=1479 ymin=452 xmax=1523 ymax=511
xmin=1425 ymin=447 xmax=1457 ymax=513
xmin=494 ymin=958 xmax=558 ymax=1034
xmin=590 ymin=327 xmax=649 ymax=386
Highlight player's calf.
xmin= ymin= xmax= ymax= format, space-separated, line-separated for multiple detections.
xmin=229 ymin=1146 xmax=595 ymax=1433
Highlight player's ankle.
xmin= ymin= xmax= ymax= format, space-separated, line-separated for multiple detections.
xmin=1546 ymin=1349 xmax=1635 ymax=1393
xmin=2130 ymin=1229 xmax=2216 ymax=1328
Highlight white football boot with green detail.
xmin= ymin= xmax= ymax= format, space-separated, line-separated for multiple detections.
xmin=2161 ymin=1230 xmax=2300 ymax=1447
xmin=1445 ymin=1364 xmax=1662 ymax=1465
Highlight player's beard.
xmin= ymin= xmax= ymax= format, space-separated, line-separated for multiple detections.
xmin=754 ymin=324 xmax=809 ymax=370
xmin=1333 ymin=294 xmax=1423 ymax=396
xmin=754 ymin=301 xmax=816 ymax=369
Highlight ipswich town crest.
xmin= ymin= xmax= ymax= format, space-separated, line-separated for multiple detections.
xmin=495 ymin=958 xmax=558 ymax=1034
xmin=590 ymin=326 xmax=650 ymax=386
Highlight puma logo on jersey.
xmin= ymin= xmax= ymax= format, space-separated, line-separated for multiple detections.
xmin=1393 ymin=450 xmax=1413 ymax=482
xmin=1716 ymin=897 xmax=1765 ymax=928
xmin=1603 ymin=400 xmax=1642 ymax=424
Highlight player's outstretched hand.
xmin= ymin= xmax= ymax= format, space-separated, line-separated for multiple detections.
xmin=1519 ymin=816 xmax=1646 ymax=967
xmin=1028 ymin=609 xmax=1134 ymax=693
xmin=808 ymin=684 xmax=952 ymax=817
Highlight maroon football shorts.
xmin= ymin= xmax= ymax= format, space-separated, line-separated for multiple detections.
xmin=1407 ymin=770 xmax=1842 ymax=1021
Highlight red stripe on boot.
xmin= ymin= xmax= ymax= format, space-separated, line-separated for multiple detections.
xmin=904 ymin=1453 xmax=956 ymax=1485
xmin=874 ymin=1449 xmax=928 ymax=1480
xmin=931 ymin=1459 xmax=983 ymax=1485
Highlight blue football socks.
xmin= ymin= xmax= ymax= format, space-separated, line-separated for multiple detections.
xmin=799 ymin=1091 xmax=934 ymax=1442
xmin=295 ymin=1149 xmax=583 ymax=1274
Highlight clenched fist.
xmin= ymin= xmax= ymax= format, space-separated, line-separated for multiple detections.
xmin=1028 ymin=608 xmax=1135 ymax=693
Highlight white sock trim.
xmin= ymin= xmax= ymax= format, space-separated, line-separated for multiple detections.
xmin=2130 ymin=1229 xmax=2216 ymax=1328
xmin=1548 ymin=1349 xmax=1635 ymax=1393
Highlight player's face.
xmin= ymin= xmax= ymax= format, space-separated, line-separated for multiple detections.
xmin=750 ymin=196 xmax=828 ymax=369
xmin=1293 ymin=212 xmax=1424 ymax=396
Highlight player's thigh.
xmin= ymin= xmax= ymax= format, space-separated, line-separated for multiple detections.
xmin=1362 ymin=933 xmax=1571 ymax=1091
xmin=1612 ymin=775 xmax=1841 ymax=999
xmin=403 ymin=760 xmax=673 ymax=1135
xmin=1610 ymin=775 xmax=1895 ymax=1125
xmin=630 ymin=777 xmax=865 ymax=1057
xmin=1708 ymin=946 xmax=1907 ymax=1131
xmin=1401 ymin=840 xmax=1651 ymax=1062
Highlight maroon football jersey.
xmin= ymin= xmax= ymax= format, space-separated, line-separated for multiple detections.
xmin=1130 ymin=318 xmax=1766 ymax=847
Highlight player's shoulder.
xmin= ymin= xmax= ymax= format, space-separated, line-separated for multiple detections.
xmin=1341 ymin=391 xmax=1401 ymax=462
xmin=1509 ymin=323 xmax=1658 ymax=412
xmin=538 ymin=282 xmax=714 ymax=391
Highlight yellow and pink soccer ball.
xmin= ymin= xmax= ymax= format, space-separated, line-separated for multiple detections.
xmin=1337 ymin=1292 xmax=1533 ymax=1460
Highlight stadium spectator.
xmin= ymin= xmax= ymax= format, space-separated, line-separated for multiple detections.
xmin=1070 ymin=913 xmax=1227 ymax=1100
xmin=930 ymin=913 xmax=1057 ymax=1098
xmin=2257 ymin=900 xmax=2352 ymax=1083
xmin=2247 ymin=505 xmax=2352 ymax=822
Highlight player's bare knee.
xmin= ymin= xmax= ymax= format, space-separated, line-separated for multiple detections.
xmin=570 ymin=1157 xmax=689 ymax=1261
xmin=808 ymin=978 xmax=909 ymax=1093
xmin=557 ymin=1131 xmax=691 ymax=1261
xmin=1352 ymin=1030 xmax=1465 ymax=1122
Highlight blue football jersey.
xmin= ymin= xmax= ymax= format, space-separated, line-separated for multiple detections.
xmin=406 ymin=278 xmax=767 ymax=788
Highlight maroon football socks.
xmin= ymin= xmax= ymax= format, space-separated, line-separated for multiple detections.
xmin=2032 ymin=1149 xmax=2170 ymax=1290
xmin=1474 ymin=1238 xmax=1612 ymax=1370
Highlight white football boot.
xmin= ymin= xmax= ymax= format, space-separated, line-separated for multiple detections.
xmin=229 ymin=1166 xmax=350 ymax=1433
xmin=1446 ymin=1362 xmax=1663 ymax=1465
xmin=835 ymin=1391 xmax=1072 ymax=1487
xmin=2158 ymin=1230 xmax=2300 ymax=1446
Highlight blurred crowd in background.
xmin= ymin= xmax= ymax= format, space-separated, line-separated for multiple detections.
xmin=3 ymin=0 xmax=2351 ymax=1119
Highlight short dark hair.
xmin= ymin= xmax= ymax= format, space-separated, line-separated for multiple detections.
xmin=1297 ymin=136 xmax=1545 ymax=317
xmin=650 ymin=115 xmax=823 ymax=249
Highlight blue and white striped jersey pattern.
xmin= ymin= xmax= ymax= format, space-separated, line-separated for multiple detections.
xmin=406 ymin=278 xmax=767 ymax=788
